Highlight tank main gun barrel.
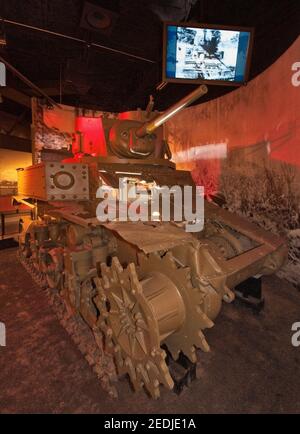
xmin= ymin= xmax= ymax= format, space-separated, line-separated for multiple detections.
xmin=135 ymin=84 xmax=208 ymax=138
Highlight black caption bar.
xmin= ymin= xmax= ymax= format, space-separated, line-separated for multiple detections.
xmin=103 ymin=416 xmax=197 ymax=432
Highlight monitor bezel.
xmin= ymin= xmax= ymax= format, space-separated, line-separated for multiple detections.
xmin=162 ymin=21 xmax=255 ymax=86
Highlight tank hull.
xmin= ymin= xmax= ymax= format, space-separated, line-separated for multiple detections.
xmin=15 ymin=157 xmax=287 ymax=398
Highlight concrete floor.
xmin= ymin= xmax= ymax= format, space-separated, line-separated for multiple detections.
xmin=0 ymin=247 xmax=300 ymax=414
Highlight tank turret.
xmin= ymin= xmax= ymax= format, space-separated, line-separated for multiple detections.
xmin=106 ymin=84 xmax=208 ymax=159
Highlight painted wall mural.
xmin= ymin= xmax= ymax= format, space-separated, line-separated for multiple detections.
xmin=167 ymin=37 xmax=300 ymax=286
xmin=32 ymin=99 xmax=75 ymax=164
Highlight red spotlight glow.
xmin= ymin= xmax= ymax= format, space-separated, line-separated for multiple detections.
xmin=73 ymin=117 xmax=107 ymax=156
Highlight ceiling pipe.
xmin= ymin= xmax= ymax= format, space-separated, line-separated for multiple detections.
xmin=0 ymin=17 xmax=156 ymax=64
xmin=0 ymin=54 xmax=62 ymax=108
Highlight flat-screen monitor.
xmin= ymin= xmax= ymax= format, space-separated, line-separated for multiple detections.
xmin=163 ymin=22 xmax=254 ymax=86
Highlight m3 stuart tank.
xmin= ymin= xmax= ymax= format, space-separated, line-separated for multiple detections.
xmin=15 ymin=84 xmax=287 ymax=398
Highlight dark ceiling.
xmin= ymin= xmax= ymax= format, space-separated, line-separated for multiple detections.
xmin=0 ymin=0 xmax=300 ymax=115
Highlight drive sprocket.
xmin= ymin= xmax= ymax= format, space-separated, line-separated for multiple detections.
xmin=94 ymin=257 xmax=174 ymax=398
xmin=94 ymin=252 xmax=218 ymax=397
xmin=137 ymin=252 xmax=214 ymax=362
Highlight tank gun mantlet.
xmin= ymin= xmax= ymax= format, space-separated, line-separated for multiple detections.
xmin=108 ymin=119 xmax=157 ymax=159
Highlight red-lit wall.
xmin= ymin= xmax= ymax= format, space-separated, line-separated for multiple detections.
xmin=73 ymin=117 xmax=107 ymax=156
xmin=33 ymin=102 xmax=118 ymax=163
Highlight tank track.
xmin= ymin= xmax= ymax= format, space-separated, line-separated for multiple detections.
xmin=18 ymin=245 xmax=212 ymax=399
xmin=18 ymin=251 xmax=119 ymax=398
xmin=16 ymin=218 xmax=241 ymax=398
